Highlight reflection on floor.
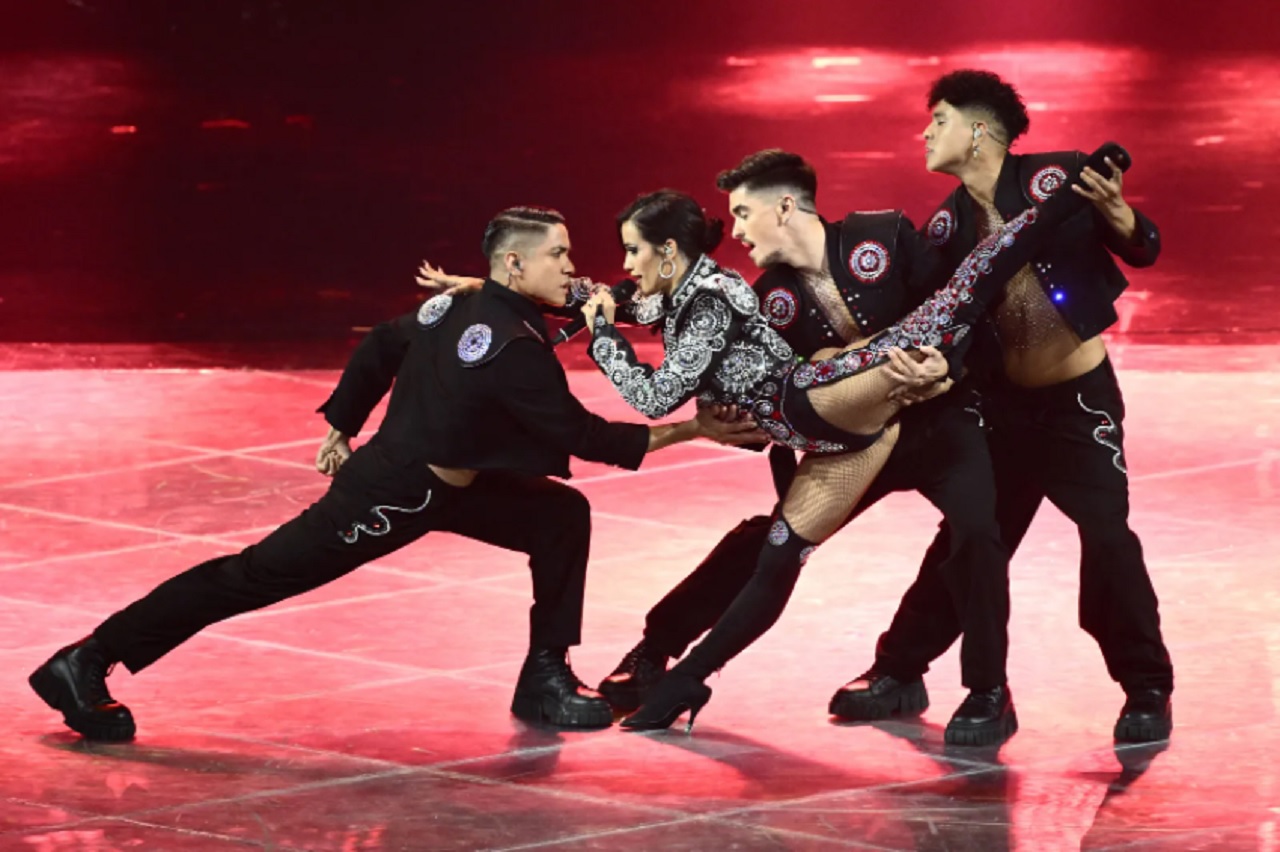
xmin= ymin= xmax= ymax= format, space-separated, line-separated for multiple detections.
xmin=3 ymin=345 xmax=1278 ymax=850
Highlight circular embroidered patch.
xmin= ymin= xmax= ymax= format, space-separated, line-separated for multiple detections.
xmin=791 ymin=363 xmax=817 ymax=389
xmin=848 ymin=241 xmax=890 ymax=283
xmin=417 ymin=294 xmax=453 ymax=327
xmin=798 ymin=546 xmax=815 ymax=566
xmin=767 ymin=519 xmax=790 ymax=546
xmin=1029 ymin=165 xmax=1069 ymax=202
xmin=926 ymin=209 xmax=954 ymax=246
xmin=457 ymin=323 xmax=493 ymax=363
xmin=763 ymin=287 xmax=799 ymax=328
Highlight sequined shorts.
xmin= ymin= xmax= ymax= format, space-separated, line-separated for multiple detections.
xmin=748 ymin=365 xmax=884 ymax=456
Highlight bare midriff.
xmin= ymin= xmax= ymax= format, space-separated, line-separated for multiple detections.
xmin=976 ymin=198 xmax=1107 ymax=388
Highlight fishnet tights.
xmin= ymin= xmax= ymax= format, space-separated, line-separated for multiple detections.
xmin=781 ymin=422 xmax=899 ymax=542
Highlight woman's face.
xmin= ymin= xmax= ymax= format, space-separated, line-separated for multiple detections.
xmin=620 ymin=219 xmax=673 ymax=296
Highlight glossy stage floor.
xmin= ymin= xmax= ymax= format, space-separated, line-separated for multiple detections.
xmin=2 ymin=342 xmax=1277 ymax=851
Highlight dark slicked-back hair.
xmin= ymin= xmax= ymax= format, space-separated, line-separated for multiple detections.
xmin=616 ymin=190 xmax=725 ymax=258
xmin=715 ymin=149 xmax=817 ymax=207
xmin=481 ymin=206 xmax=565 ymax=261
xmin=927 ymin=69 xmax=1030 ymax=145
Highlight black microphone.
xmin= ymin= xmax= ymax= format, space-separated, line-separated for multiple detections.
xmin=552 ymin=279 xmax=638 ymax=346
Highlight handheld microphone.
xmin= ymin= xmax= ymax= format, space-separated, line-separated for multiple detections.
xmin=552 ymin=279 xmax=638 ymax=346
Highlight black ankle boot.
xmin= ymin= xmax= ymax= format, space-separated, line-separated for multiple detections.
xmin=597 ymin=639 xmax=669 ymax=712
xmin=620 ymin=672 xmax=711 ymax=733
xmin=944 ymin=685 xmax=1017 ymax=746
xmin=828 ymin=667 xmax=929 ymax=721
xmin=511 ymin=648 xmax=613 ymax=729
xmin=1114 ymin=688 xmax=1172 ymax=742
xmin=29 ymin=636 xmax=136 ymax=742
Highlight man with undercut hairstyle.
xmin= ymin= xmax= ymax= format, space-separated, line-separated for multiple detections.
xmin=29 ymin=206 xmax=761 ymax=741
xmin=834 ymin=69 xmax=1173 ymax=744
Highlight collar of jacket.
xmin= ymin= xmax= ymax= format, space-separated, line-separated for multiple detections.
xmin=482 ymin=278 xmax=551 ymax=343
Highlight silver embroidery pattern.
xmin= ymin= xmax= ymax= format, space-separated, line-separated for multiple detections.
xmin=339 ymin=489 xmax=433 ymax=544
xmin=848 ymin=240 xmax=890 ymax=283
xmin=763 ymin=287 xmax=799 ymax=328
xmin=457 ymin=324 xmax=493 ymax=363
xmin=798 ymin=546 xmax=816 ymax=566
xmin=715 ymin=343 xmax=771 ymax=395
xmin=631 ymin=293 xmax=665 ymax=325
xmin=565 ymin=277 xmax=598 ymax=307
xmin=767 ymin=519 xmax=790 ymax=546
xmin=590 ymin=255 xmax=788 ymax=419
xmin=751 ymin=382 xmax=849 ymax=454
xmin=1029 ymin=165 xmax=1068 ymax=203
xmin=417 ymin=294 xmax=453 ymax=327
xmin=1078 ymin=394 xmax=1127 ymax=474
xmin=927 ymin=209 xmax=955 ymax=246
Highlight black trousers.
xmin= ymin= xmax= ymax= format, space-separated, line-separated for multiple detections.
xmin=643 ymin=393 xmax=1011 ymax=690
xmin=95 ymin=444 xmax=593 ymax=673
xmin=875 ymin=358 xmax=1174 ymax=693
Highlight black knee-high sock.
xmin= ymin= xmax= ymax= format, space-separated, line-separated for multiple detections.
xmin=672 ymin=517 xmax=816 ymax=681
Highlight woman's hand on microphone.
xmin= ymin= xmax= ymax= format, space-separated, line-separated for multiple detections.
xmin=582 ymin=290 xmax=617 ymax=329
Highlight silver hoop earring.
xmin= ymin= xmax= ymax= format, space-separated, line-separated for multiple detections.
xmin=659 ymin=258 xmax=676 ymax=279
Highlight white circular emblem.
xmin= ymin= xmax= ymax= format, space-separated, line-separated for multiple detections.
xmin=417 ymin=294 xmax=453 ymax=327
xmin=1029 ymin=166 xmax=1069 ymax=203
xmin=767 ymin=519 xmax=790 ymax=546
xmin=848 ymin=241 xmax=890 ymax=283
xmin=457 ymin=323 xmax=493 ymax=363
xmin=763 ymin=287 xmax=799 ymax=328
xmin=926 ymin=210 xmax=954 ymax=246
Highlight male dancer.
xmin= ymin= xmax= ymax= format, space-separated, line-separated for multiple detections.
xmin=831 ymin=69 xmax=1173 ymax=743
xmin=29 ymin=207 xmax=760 ymax=740
xmin=598 ymin=150 xmax=1017 ymax=745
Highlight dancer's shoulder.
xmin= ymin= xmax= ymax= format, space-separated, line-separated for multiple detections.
xmin=674 ymin=256 xmax=759 ymax=317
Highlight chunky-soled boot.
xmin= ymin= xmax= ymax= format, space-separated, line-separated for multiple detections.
xmin=944 ymin=685 xmax=1017 ymax=746
xmin=510 ymin=648 xmax=613 ymax=729
xmin=1113 ymin=688 xmax=1172 ymax=742
xmin=829 ymin=667 xmax=929 ymax=721
xmin=29 ymin=636 xmax=136 ymax=742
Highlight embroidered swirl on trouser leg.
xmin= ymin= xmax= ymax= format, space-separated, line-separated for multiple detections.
xmin=1077 ymin=394 xmax=1126 ymax=474
xmin=339 ymin=489 xmax=434 ymax=544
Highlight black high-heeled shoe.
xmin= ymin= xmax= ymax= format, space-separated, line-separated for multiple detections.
xmin=619 ymin=673 xmax=712 ymax=733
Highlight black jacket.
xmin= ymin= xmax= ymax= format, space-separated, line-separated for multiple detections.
xmin=751 ymin=211 xmax=971 ymax=380
xmin=922 ymin=149 xmax=1161 ymax=344
xmin=319 ymin=279 xmax=649 ymax=479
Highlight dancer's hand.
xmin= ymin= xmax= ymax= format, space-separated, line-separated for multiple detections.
xmin=315 ymin=427 xmax=352 ymax=477
xmin=695 ymin=405 xmax=768 ymax=445
xmin=885 ymin=346 xmax=946 ymax=387
xmin=416 ymin=260 xmax=484 ymax=295
xmin=583 ymin=289 xmax=617 ymax=328
xmin=894 ymin=378 xmax=954 ymax=407
xmin=1072 ymin=156 xmax=1136 ymax=241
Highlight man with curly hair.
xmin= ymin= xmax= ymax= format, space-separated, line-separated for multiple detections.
xmin=830 ymin=69 xmax=1173 ymax=743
